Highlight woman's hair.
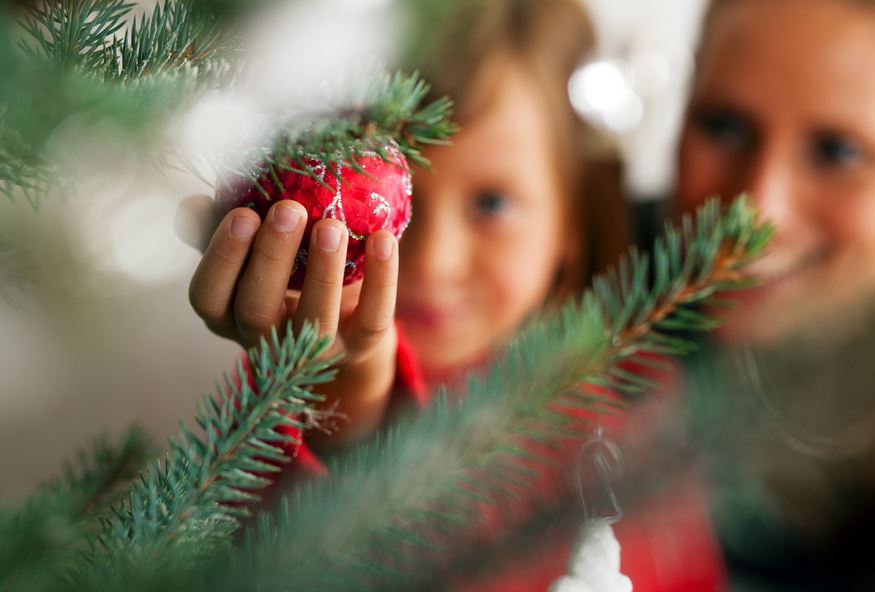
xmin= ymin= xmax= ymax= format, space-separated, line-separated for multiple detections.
xmin=406 ymin=0 xmax=629 ymax=299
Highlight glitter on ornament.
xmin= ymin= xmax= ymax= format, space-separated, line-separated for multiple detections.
xmin=215 ymin=142 xmax=413 ymax=289
xmin=371 ymin=192 xmax=391 ymax=228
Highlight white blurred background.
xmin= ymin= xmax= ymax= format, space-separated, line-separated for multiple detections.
xmin=0 ymin=0 xmax=706 ymax=497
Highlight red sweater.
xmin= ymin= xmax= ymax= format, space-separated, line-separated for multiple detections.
xmin=244 ymin=333 xmax=726 ymax=591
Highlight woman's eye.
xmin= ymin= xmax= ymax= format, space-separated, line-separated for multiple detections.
xmin=472 ymin=191 xmax=511 ymax=217
xmin=811 ymin=133 xmax=864 ymax=168
xmin=694 ymin=109 xmax=754 ymax=149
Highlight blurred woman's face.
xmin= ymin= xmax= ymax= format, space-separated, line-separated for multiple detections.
xmin=678 ymin=0 xmax=875 ymax=346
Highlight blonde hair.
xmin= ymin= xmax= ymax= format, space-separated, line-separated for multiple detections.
xmin=408 ymin=0 xmax=629 ymax=299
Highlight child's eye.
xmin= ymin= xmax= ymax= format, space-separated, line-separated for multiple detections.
xmin=472 ymin=191 xmax=512 ymax=217
xmin=810 ymin=132 xmax=864 ymax=168
xmin=693 ymin=108 xmax=755 ymax=150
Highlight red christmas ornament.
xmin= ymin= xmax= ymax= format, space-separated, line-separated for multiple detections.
xmin=215 ymin=143 xmax=413 ymax=290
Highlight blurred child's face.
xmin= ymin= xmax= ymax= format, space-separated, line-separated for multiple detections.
xmin=678 ymin=0 xmax=875 ymax=346
xmin=398 ymin=62 xmax=570 ymax=379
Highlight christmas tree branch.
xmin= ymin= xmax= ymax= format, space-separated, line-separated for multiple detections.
xmin=17 ymin=0 xmax=227 ymax=80
xmin=0 ymin=428 xmax=154 ymax=592
xmin=0 ymin=61 xmax=204 ymax=208
xmin=238 ymin=196 xmax=772 ymax=591
xmin=17 ymin=0 xmax=132 ymax=72
xmin=0 ymin=238 xmax=38 ymax=309
xmin=280 ymin=70 xmax=457 ymax=170
xmin=109 ymin=0 xmax=226 ymax=81
xmin=44 ymin=427 xmax=156 ymax=520
xmin=0 ymin=322 xmax=336 ymax=592
xmin=96 ymin=321 xmax=337 ymax=560
xmin=1 ymin=0 xmax=228 ymax=209
xmin=4 ymin=3 xmax=455 ymax=207
xmin=230 ymin=70 xmax=457 ymax=197
xmin=0 ymin=502 xmax=86 ymax=592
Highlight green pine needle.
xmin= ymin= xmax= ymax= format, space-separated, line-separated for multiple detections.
xmin=0 ymin=238 xmax=39 ymax=309
xmin=42 ymin=427 xmax=156 ymax=519
xmin=4 ymin=3 xmax=455 ymax=209
xmin=96 ymin=321 xmax=337 ymax=559
xmin=238 ymin=70 xmax=457 ymax=196
xmin=0 ymin=427 xmax=154 ymax=592
xmin=17 ymin=0 xmax=226 ymax=81
xmin=0 ymin=501 xmax=87 ymax=592
xmin=110 ymin=0 xmax=229 ymax=82
xmin=3 ymin=0 xmax=230 ymax=209
xmin=17 ymin=0 xmax=133 ymax=72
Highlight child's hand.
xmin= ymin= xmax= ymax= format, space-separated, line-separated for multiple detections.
xmin=179 ymin=195 xmax=399 ymax=446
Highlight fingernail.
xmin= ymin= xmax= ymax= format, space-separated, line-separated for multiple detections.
xmin=273 ymin=204 xmax=303 ymax=233
xmin=373 ymin=235 xmax=394 ymax=261
xmin=316 ymin=225 xmax=342 ymax=251
xmin=230 ymin=215 xmax=259 ymax=240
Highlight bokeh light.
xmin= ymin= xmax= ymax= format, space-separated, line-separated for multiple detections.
xmin=568 ymin=60 xmax=644 ymax=132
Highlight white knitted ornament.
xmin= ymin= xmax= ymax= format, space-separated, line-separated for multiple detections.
xmin=548 ymin=520 xmax=633 ymax=592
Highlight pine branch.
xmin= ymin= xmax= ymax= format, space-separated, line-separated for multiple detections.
xmin=96 ymin=321 xmax=337 ymax=561
xmin=0 ymin=26 xmax=50 ymax=209
xmin=0 ymin=159 xmax=49 ymax=210
xmin=42 ymin=427 xmax=156 ymax=519
xmin=17 ymin=0 xmax=227 ymax=81
xmin=3 ymin=1 xmax=232 ymax=208
xmin=233 ymin=70 xmax=457 ymax=194
xmin=17 ymin=0 xmax=132 ymax=72
xmin=0 ymin=428 xmax=153 ymax=592
xmin=290 ymin=70 xmax=457 ymax=167
xmin=237 ymin=196 xmax=772 ymax=591
xmin=5 ymin=4 xmax=453 ymax=208
xmin=0 ymin=61 xmax=204 ymax=209
xmin=108 ymin=0 xmax=227 ymax=81
xmin=0 ymin=237 xmax=38 ymax=308
xmin=0 ymin=502 xmax=87 ymax=592
xmin=1 ymin=322 xmax=336 ymax=592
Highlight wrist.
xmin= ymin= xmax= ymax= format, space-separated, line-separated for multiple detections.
xmin=308 ymin=329 xmax=398 ymax=448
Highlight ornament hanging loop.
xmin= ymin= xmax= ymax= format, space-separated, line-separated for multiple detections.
xmin=575 ymin=423 xmax=624 ymax=525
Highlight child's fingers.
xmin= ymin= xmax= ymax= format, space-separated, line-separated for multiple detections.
xmin=190 ymin=207 xmax=262 ymax=338
xmin=344 ymin=231 xmax=398 ymax=360
xmin=294 ymin=219 xmax=349 ymax=340
xmin=234 ymin=202 xmax=308 ymax=345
